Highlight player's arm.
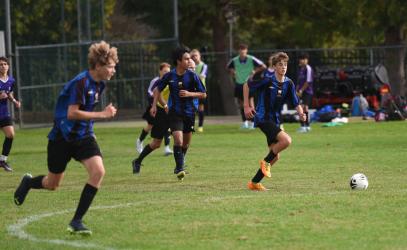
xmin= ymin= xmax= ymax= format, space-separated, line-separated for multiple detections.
xmin=243 ymin=83 xmax=256 ymax=119
xmin=289 ymin=80 xmax=306 ymax=121
xmin=252 ymin=56 xmax=267 ymax=75
xmin=179 ymin=74 xmax=207 ymax=99
xmin=68 ymin=103 xmax=117 ymax=120
xmin=7 ymin=92 xmax=21 ymax=108
xmin=150 ymin=88 xmax=161 ymax=117
xmin=295 ymin=104 xmax=306 ymax=122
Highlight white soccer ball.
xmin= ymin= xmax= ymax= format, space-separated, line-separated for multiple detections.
xmin=350 ymin=173 xmax=369 ymax=190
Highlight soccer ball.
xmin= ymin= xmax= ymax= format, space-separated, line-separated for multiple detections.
xmin=350 ymin=173 xmax=368 ymax=190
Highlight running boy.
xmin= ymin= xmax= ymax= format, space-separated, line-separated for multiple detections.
xmin=0 ymin=57 xmax=21 ymax=172
xmin=14 ymin=41 xmax=118 ymax=235
xmin=132 ymin=62 xmax=174 ymax=174
xmin=243 ymin=52 xmax=305 ymax=191
xmin=150 ymin=46 xmax=206 ymax=180
xmin=136 ymin=63 xmax=173 ymax=155
xmin=296 ymin=53 xmax=314 ymax=132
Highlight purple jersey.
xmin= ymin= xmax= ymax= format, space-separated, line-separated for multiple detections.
xmin=0 ymin=76 xmax=15 ymax=119
xmin=297 ymin=64 xmax=314 ymax=95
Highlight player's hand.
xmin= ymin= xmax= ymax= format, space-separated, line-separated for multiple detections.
xmin=164 ymin=104 xmax=169 ymax=114
xmin=179 ymin=90 xmax=190 ymax=97
xmin=103 ymin=103 xmax=117 ymax=118
xmin=0 ymin=92 xmax=8 ymax=99
xmin=297 ymin=90 xmax=303 ymax=97
xmin=150 ymin=105 xmax=157 ymax=117
xmin=244 ymin=106 xmax=256 ymax=119
xmin=299 ymin=113 xmax=306 ymax=122
xmin=14 ymin=100 xmax=21 ymax=109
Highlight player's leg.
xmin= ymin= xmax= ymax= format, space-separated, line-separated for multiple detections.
xmin=136 ymin=123 xmax=153 ymax=153
xmin=0 ymin=123 xmax=14 ymax=171
xmin=235 ymin=84 xmax=248 ymax=128
xmin=14 ymin=138 xmax=70 ymax=205
xmin=248 ymin=96 xmax=256 ymax=129
xmin=132 ymin=138 xmax=162 ymax=174
xmin=197 ymin=102 xmax=205 ymax=132
xmin=303 ymin=94 xmax=311 ymax=131
xmin=163 ymin=130 xmax=173 ymax=155
xmin=67 ymin=155 xmax=104 ymax=235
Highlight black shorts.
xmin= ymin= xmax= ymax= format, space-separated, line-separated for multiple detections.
xmin=0 ymin=117 xmax=12 ymax=127
xmin=258 ymin=122 xmax=282 ymax=146
xmin=142 ymin=105 xmax=155 ymax=125
xmin=47 ymin=136 xmax=102 ymax=174
xmin=234 ymin=84 xmax=254 ymax=100
xmin=151 ymin=107 xmax=170 ymax=139
xmin=300 ymin=92 xmax=313 ymax=107
xmin=168 ymin=112 xmax=195 ymax=133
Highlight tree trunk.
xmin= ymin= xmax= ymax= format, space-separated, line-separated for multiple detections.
xmin=210 ymin=1 xmax=237 ymax=115
xmin=384 ymin=25 xmax=406 ymax=96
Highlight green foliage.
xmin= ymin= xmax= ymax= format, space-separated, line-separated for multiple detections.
xmin=1 ymin=121 xmax=407 ymax=249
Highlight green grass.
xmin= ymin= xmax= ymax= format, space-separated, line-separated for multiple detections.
xmin=1 ymin=120 xmax=407 ymax=250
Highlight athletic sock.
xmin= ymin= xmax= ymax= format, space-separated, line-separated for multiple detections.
xmin=73 ymin=183 xmax=98 ymax=221
xmin=164 ymin=131 xmax=170 ymax=146
xmin=264 ymin=150 xmax=276 ymax=163
xmin=251 ymin=168 xmax=264 ymax=183
xmin=240 ymin=108 xmax=246 ymax=122
xmin=139 ymin=129 xmax=148 ymax=142
xmin=305 ymin=111 xmax=309 ymax=126
xmin=136 ymin=145 xmax=153 ymax=163
xmin=2 ymin=137 xmax=13 ymax=156
xmin=30 ymin=175 xmax=45 ymax=189
xmin=182 ymin=147 xmax=188 ymax=158
xmin=198 ymin=111 xmax=204 ymax=127
xmin=173 ymin=146 xmax=184 ymax=170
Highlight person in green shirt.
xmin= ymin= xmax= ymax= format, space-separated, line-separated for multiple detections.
xmin=227 ymin=44 xmax=266 ymax=129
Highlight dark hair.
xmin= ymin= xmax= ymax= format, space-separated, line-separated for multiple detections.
xmin=239 ymin=43 xmax=248 ymax=50
xmin=0 ymin=57 xmax=9 ymax=64
xmin=299 ymin=53 xmax=309 ymax=60
xmin=172 ymin=46 xmax=190 ymax=66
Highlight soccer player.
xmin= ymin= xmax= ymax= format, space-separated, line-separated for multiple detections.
xmin=227 ymin=43 xmax=266 ymax=129
xmin=14 ymin=41 xmax=118 ymax=235
xmin=190 ymin=49 xmax=208 ymax=132
xmin=136 ymin=63 xmax=173 ymax=155
xmin=0 ymin=57 xmax=21 ymax=172
xmin=296 ymin=53 xmax=314 ymax=132
xmin=150 ymin=46 xmax=206 ymax=180
xmin=132 ymin=62 xmax=174 ymax=174
xmin=243 ymin=52 xmax=306 ymax=191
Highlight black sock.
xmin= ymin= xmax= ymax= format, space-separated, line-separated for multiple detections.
xmin=164 ymin=131 xmax=170 ymax=146
xmin=30 ymin=175 xmax=45 ymax=189
xmin=198 ymin=111 xmax=204 ymax=127
xmin=2 ymin=137 xmax=13 ymax=157
xmin=251 ymin=168 xmax=264 ymax=183
xmin=173 ymin=146 xmax=184 ymax=170
xmin=182 ymin=147 xmax=188 ymax=158
xmin=264 ymin=150 xmax=276 ymax=163
xmin=136 ymin=144 xmax=153 ymax=163
xmin=73 ymin=183 xmax=98 ymax=221
xmin=240 ymin=108 xmax=246 ymax=122
xmin=139 ymin=129 xmax=148 ymax=142
xmin=305 ymin=111 xmax=309 ymax=126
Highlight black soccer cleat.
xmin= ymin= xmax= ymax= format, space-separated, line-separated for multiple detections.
xmin=0 ymin=160 xmax=13 ymax=172
xmin=67 ymin=220 xmax=92 ymax=236
xmin=14 ymin=173 xmax=32 ymax=206
xmin=174 ymin=168 xmax=186 ymax=181
xmin=132 ymin=159 xmax=141 ymax=174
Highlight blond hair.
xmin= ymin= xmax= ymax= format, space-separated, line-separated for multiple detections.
xmin=88 ymin=41 xmax=119 ymax=69
xmin=271 ymin=52 xmax=289 ymax=66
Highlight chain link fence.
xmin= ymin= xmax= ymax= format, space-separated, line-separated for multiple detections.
xmin=14 ymin=42 xmax=407 ymax=127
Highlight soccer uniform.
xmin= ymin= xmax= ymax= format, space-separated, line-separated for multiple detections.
xmin=248 ymin=74 xmax=299 ymax=145
xmin=195 ymin=61 xmax=208 ymax=105
xmin=150 ymin=79 xmax=171 ymax=140
xmin=47 ymin=70 xmax=104 ymax=174
xmin=0 ymin=76 xmax=15 ymax=127
xmin=142 ymin=77 xmax=160 ymax=125
xmin=297 ymin=64 xmax=314 ymax=106
xmin=157 ymin=69 xmax=206 ymax=133
xmin=227 ymin=55 xmax=264 ymax=99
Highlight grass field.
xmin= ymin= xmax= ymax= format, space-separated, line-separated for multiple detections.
xmin=1 ymin=120 xmax=407 ymax=250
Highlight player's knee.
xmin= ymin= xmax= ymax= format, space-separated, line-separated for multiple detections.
xmin=92 ymin=168 xmax=105 ymax=181
xmin=281 ymin=135 xmax=292 ymax=148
